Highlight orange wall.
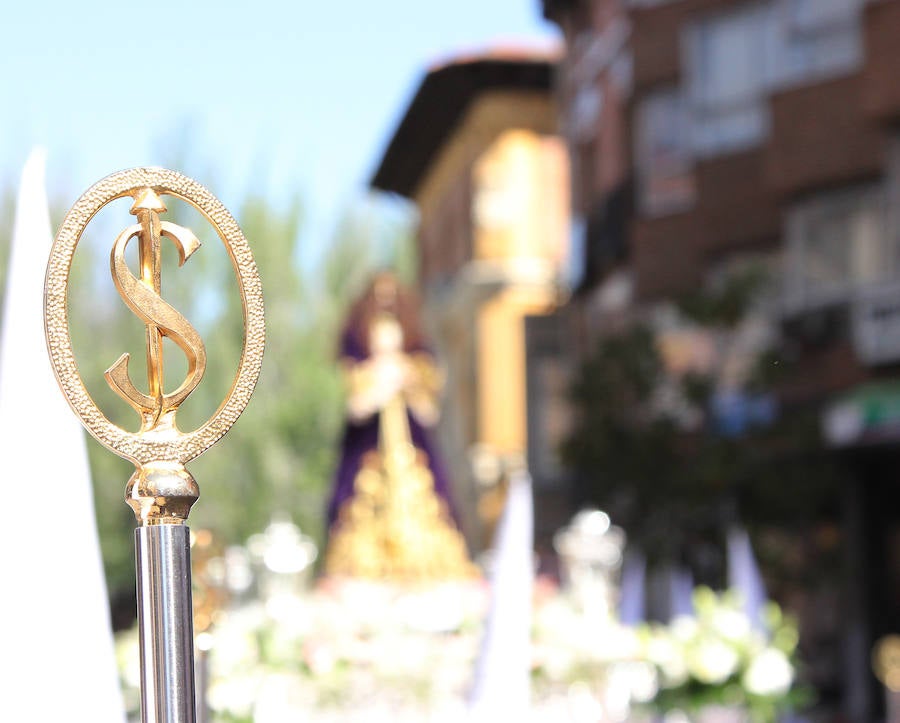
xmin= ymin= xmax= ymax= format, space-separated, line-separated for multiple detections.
xmin=471 ymin=130 xmax=570 ymax=266
xmin=476 ymin=287 xmax=555 ymax=455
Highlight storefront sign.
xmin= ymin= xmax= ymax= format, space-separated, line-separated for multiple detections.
xmin=852 ymin=283 xmax=900 ymax=365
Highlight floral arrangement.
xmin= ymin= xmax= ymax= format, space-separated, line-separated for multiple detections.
xmin=115 ymin=578 xmax=803 ymax=721
xmin=640 ymin=586 xmax=804 ymax=722
xmin=118 ymin=578 xmax=488 ymax=722
xmin=531 ymin=585 xmax=658 ymax=718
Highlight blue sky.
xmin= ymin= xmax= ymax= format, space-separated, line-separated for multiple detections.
xmin=3 ymin=0 xmax=559 ymax=260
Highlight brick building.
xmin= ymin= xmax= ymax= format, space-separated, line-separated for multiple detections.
xmin=543 ymin=0 xmax=900 ymax=718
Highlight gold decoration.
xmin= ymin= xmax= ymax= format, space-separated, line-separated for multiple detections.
xmin=326 ymin=316 xmax=475 ymax=580
xmin=44 ymin=167 xmax=265 ymax=524
xmin=105 ymin=187 xmax=206 ymax=430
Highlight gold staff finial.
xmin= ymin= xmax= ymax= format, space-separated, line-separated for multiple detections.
xmin=44 ymin=167 xmax=265 ymax=524
xmin=45 ymin=167 xmax=264 ymax=722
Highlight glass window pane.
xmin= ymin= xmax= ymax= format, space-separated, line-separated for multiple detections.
xmin=686 ymin=3 xmax=771 ymax=156
xmin=636 ymin=88 xmax=695 ymax=216
xmin=786 ymin=187 xmax=888 ymax=309
xmin=777 ymin=0 xmax=863 ymax=85
xmin=787 ymin=0 xmax=860 ymax=30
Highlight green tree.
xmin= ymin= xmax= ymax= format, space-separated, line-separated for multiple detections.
xmin=562 ymin=269 xmax=840 ymax=581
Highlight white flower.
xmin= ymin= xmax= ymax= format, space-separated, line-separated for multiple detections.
xmin=536 ymin=641 xmax=578 ymax=680
xmin=399 ymin=587 xmax=465 ymax=632
xmin=303 ymin=638 xmax=339 ymax=675
xmin=535 ymin=597 xmax=583 ymax=647
xmin=254 ymin=672 xmax=313 ymax=722
xmin=210 ymin=627 xmax=259 ymax=673
xmin=611 ymin=660 xmax=659 ymax=703
xmin=647 ymin=632 xmax=689 ymax=687
xmin=670 ymin=615 xmax=700 ymax=643
xmin=207 ymin=669 xmax=263 ymax=718
xmin=686 ymin=636 xmax=740 ymax=684
xmin=742 ymin=647 xmax=794 ymax=697
xmin=597 ymin=624 xmax=642 ymax=661
xmin=710 ymin=607 xmax=752 ymax=643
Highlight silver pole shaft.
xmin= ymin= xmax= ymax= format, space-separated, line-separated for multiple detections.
xmin=136 ymin=524 xmax=196 ymax=723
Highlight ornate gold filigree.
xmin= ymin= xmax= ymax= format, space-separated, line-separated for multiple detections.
xmin=44 ymin=167 xmax=265 ymax=524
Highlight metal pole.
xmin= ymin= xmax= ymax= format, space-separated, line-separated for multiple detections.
xmin=136 ymin=524 xmax=196 ymax=723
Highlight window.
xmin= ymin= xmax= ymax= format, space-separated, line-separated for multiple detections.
xmin=568 ymin=85 xmax=603 ymax=143
xmin=683 ymin=0 xmax=863 ymax=158
xmin=784 ymin=186 xmax=893 ymax=311
xmin=635 ymin=87 xmax=695 ymax=217
xmin=564 ymin=216 xmax=587 ymax=290
xmin=774 ymin=0 xmax=863 ymax=87
xmin=787 ymin=0 xmax=860 ymax=29
xmin=684 ymin=3 xmax=776 ymax=157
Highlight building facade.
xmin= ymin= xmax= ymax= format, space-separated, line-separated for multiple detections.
xmin=371 ymin=51 xmax=571 ymax=552
xmin=543 ymin=0 xmax=900 ymax=718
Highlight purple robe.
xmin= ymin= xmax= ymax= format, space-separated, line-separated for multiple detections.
xmin=326 ymin=329 xmax=458 ymax=528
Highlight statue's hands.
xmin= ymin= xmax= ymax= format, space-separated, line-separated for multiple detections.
xmin=403 ymin=355 xmax=442 ymax=427
xmin=345 ymin=352 xmax=442 ymax=424
xmin=371 ymin=354 xmax=410 ymax=400
xmin=345 ymin=354 xmax=411 ymax=421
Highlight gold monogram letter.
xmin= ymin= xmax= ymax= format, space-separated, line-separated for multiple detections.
xmin=104 ymin=188 xmax=207 ymax=431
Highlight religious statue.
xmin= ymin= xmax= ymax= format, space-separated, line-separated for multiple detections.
xmin=324 ymin=272 xmax=474 ymax=580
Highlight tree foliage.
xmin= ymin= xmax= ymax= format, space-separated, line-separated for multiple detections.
xmin=561 ymin=270 xmax=841 ymax=581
